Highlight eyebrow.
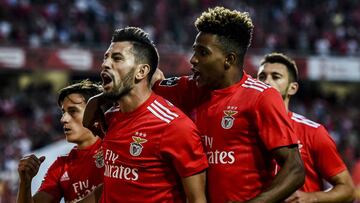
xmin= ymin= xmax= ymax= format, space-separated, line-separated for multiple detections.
xmin=104 ymin=52 xmax=124 ymax=58
xmin=61 ymin=106 xmax=80 ymax=112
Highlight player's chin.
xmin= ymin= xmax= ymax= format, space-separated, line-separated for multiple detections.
xmin=102 ymin=84 xmax=113 ymax=93
xmin=65 ymin=133 xmax=77 ymax=142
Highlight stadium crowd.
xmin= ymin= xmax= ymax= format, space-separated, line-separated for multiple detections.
xmin=0 ymin=0 xmax=359 ymax=202
xmin=0 ymin=0 xmax=359 ymax=55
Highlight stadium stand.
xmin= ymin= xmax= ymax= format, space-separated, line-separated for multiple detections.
xmin=0 ymin=0 xmax=359 ymax=202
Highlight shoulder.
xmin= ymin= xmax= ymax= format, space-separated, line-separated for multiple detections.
xmin=290 ymin=112 xmax=321 ymax=129
xmin=240 ymin=76 xmax=272 ymax=93
xmin=238 ymin=76 xmax=280 ymax=104
xmin=148 ymin=95 xmax=194 ymax=126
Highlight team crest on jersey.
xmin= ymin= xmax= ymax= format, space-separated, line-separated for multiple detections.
xmin=93 ymin=147 xmax=104 ymax=168
xmin=130 ymin=136 xmax=148 ymax=156
xmin=221 ymin=110 xmax=238 ymax=129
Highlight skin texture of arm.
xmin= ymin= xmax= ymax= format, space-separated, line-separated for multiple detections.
xmin=230 ymin=146 xmax=305 ymax=203
xmin=285 ymin=170 xmax=355 ymax=203
xmin=181 ymin=171 xmax=207 ymax=203
xmin=78 ymin=184 xmax=103 ymax=203
xmin=82 ymin=93 xmax=109 ymax=138
xmin=17 ymin=155 xmax=54 ymax=203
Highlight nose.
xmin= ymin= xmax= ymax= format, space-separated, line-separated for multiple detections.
xmin=60 ymin=113 xmax=70 ymax=124
xmin=263 ymin=76 xmax=273 ymax=86
xmin=189 ymin=53 xmax=198 ymax=66
xmin=101 ymin=58 xmax=111 ymax=70
xmin=263 ymin=77 xmax=270 ymax=84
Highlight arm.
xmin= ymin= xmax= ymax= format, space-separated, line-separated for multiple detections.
xmin=78 ymin=184 xmax=103 ymax=203
xmin=182 ymin=171 xmax=207 ymax=203
xmin=285 ymin=125 xmax=356 ymax=203
xmin=83 ymin=93 xmax=112 ymax=138
xmin=17 ymin=154 xmax=54 ymax=203
xmin=151 ymin=68 xmax=165 ymax=87
xmin=234 ymin=146 xmax=305 ymax=203
xmin=286 ymin=168 xmax=355 ymax=203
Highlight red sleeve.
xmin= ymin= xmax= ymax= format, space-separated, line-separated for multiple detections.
xmin=159 ymin=117 xmax=208 ymax=178
xmin=37 ymin=158 xmax=63 ymax=201
xmin=312 ymin=126 xmax=347 ymax=179
xmin=153 ymin=76 xmax=210 ymax=115
xmin=255 ymin=88 xmax=297 ymax=150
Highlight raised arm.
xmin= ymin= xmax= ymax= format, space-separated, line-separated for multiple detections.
xmin=82 ymin=93 xmax=111 ymax=138
xmin=17 ymin=154 xmax=54 ymax=203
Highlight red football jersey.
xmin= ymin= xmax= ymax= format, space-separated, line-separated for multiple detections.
xmin=100 ymin=93 xmax=208 ymax=203
xmin=288 ymin=112 xmax=347 ymax=192
xmin=154 ymin=72 xmax=297 ymax=202
xmin=38 ymin=139 xmax=104 ymax=202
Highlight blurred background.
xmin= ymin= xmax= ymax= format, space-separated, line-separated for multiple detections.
xmin=0 ymin=0 xmax=359 ymax=202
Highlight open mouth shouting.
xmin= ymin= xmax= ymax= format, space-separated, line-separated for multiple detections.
xmin=191 ymin=67 xmax=201 ymax=82
xmin=101 ymin=71 xmax=113 ymax=90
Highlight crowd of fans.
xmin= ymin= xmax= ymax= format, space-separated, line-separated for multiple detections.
xmin=0 ymin=79 xmax=62 ymax=202
xmin=0 ymin=0 xmax=359 ymax=201
xmin=0 ymin=0 xmax=360 ymax=55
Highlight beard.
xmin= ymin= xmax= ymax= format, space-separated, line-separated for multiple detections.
xmin=103 ymin=68 xmax=135 ymax=101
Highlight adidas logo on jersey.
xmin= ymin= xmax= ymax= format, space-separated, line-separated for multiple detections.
xmin=60 ymin=171 xmax=70 ymax=181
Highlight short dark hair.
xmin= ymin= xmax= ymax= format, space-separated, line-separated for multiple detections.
xmin=111 ymin=27 xmax=159 ymax=83
xmin=195 ymin=6 xmax=254 ymax=65
xmin=260 ymin=52 xmax=299 ymax=82
xmin=58 ymin=79 xmax=102 ymax=106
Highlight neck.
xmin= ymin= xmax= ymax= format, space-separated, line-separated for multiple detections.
xmin=220 ymin=67 xmax=243 ymax=89
xmin=284 ymin=97 xmax=290 ymax=112
xmin=77 ymin=133 xmax=99 ymax=149
xmin=116 ymin=85 xmax=152 ymax=113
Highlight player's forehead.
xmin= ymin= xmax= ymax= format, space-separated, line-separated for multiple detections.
xmin=193 ymin=32 xmax=222 ymax=50
xmin=259 ymin=62 xmax=288 ymax=75
xmin=61 ymin=93 xmax=86 ymax=108
xmin=105 ymin=42 xmax=133 ymax=56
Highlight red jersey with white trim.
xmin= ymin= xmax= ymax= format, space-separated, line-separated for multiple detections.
xmin=38 ymin=139 xmax=104 ymax=203
xmin=100 ymin=93 xmax=208 ymax=203
xmin=288 ymin=111 xmax=347 ymax=192
xmin=154 ymin=72 xmax=297 ymax=202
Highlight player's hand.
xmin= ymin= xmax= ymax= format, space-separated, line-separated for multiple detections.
xmin=83 ymin=93 xmax=110 ymax=138
xmin=284 ymin=190 xmax=318 ymax=203
xmin=18 ymin=154 xmax=45 ymax=184
xmin=151 ymin=68 xmax=165 ymax=87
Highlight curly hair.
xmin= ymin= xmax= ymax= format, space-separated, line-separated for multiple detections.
xmin=111 ymin=27 xmax=159 ymax=83
xmin=195 ymin=6 xmax=254 ymax=63
xmin=57 ymin=79 xmax=103 ymax=106
xmin=260 ymin=52 xmax=299 ymax=82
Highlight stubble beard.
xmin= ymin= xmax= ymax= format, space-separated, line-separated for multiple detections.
xmin=103 ymin=68 xmax=135 ymax=101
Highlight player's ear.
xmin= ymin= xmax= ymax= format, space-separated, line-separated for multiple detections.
xmin=288 ymin=82 xmax=298 ymax=96
xmin=224 ymin=53 xmax=236 ymax=70
xmin=135 ymin=64 xmax=150 ymax=81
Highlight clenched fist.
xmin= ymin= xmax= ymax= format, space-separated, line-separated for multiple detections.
xmin=18 ymin=154 xmax=45 ymax=185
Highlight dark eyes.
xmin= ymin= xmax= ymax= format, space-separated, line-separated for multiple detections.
xmin=61 ymin=109 xmax=78 ymax=116
xmin=272 ymin=75 xmax=281 ymax=80
xmin=258 ymin=75 xmax=265 ymax=81
xmin=194 ymin=49 xmax=208 ymax=56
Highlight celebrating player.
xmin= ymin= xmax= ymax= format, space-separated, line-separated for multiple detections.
xmin=152 ymin=6 xmax=305 ymax=203
xmin=257 ymin=52 xmax=355 ymax=203
xmin=17 ymin=80 xmax=104 ymax=203
xmin=82 ymin=27 xmax=208 ymax=203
